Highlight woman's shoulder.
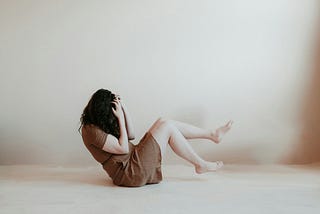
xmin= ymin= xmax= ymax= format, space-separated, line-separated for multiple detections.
xmin=82 ymin=124 xmax=108 ymax=136
xmin=82 ymin=124 xmax=109 ymax=148
xmin=82 ymin=123 xmax=96 ymax=129
xmin=82 ymin=124 xmax=95 ymax=132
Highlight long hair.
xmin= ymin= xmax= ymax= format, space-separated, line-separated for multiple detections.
xmin=79 ymin=89 xmax=120 ymax=138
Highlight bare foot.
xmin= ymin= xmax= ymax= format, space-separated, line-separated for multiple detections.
xmin=195 ymin=161 xmax=224 ymax=174
xmin=210 ymin=120 xmax=233 ymax=144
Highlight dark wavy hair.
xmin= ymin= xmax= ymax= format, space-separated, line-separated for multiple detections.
xmin=79 ymin=89 xmax=120 ymax=138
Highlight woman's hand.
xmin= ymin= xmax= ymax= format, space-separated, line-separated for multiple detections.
xmin=112 ymin=93 xmax=135 ymax=140
xmin=114 ymin=94 xmax=125 ymax=108
xmin=114 ymin=94 xmax=122 ymax=106
xmin=111 ymin=99 xmax=124 ymax=120
xmin=114 ymin=94 xmax=121 ymax=101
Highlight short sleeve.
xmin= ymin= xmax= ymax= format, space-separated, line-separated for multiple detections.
xmin=93 ymin=127 xmax=108 ymax=149
xmin=82 ymin=125 xmax=108 ymax=149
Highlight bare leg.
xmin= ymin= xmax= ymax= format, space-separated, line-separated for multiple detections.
xmin=148 ymin=118 xmax=224 ymax=174
xmin=169 ymin=119 xmax=233 ymax=143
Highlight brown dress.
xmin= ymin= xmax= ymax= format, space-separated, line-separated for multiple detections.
xmin=81 ymin=124 xmax=163 ymax=187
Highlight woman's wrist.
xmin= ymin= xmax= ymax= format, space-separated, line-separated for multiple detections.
xmin=120 ymin=101 xmax=126 ymax=110
xmin=117 ymin=114 xmax=125 ymax=123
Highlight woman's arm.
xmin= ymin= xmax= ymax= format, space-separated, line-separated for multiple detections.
xmin=115 ymin=95 xmax=135 ymax=140
xmin=120 ymin=101 xmax=136 ymax=140
xmin=111 ymin=99 xmax=129 ymax=153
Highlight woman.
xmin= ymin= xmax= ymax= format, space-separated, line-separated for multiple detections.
xmin=79 ymin=89 xmax=233 ymax=187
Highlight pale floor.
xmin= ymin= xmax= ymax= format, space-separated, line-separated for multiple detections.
xmin=1 ymin=164 xmax=320 ymax=214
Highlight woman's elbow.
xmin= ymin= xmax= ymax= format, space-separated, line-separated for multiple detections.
xmin=120 ymin=146 xmax=129 ymax=154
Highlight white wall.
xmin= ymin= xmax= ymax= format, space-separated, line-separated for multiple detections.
xmin=0 ymin=0 xmax=319 ymax=166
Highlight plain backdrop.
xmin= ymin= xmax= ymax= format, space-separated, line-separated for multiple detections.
xmin=0 ymin=0 xmax=319 ymax=166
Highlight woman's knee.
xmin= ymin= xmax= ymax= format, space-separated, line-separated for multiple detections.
xmin=149 ymin=117 xmax=174 ymax=135
xmin=155 ymin=117 xmax=173 ymax=128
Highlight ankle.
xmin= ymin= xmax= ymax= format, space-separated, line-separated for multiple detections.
xmin=195 ymin=160 xmax=207 ymax=169
xmin=195 ymin=161 xmax=208 ymax=174
xmin=209 ymin=130 xmax=220 ymax=143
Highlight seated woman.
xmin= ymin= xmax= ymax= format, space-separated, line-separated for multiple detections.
xmin=79 ymin=89 xmax=233 ymax=187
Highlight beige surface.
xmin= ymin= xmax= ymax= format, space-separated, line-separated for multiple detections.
xmin=1 ymin=164 xmax=320 ymax=214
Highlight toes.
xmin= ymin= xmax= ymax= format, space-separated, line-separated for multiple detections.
xmin=226 ymin=120 xmax=233 ymax=127
xmin=216 ymin=161 xmax=224 ymax=168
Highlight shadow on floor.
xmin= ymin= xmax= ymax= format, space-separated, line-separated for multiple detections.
xmin=2 ymin=165 xmax=116 ymax=187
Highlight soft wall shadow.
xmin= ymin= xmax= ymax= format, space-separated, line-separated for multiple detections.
xmin=0 ymin=125 xmax=45 ymax=164
xmin=281 ymin=30 xmax=320 ymax=164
